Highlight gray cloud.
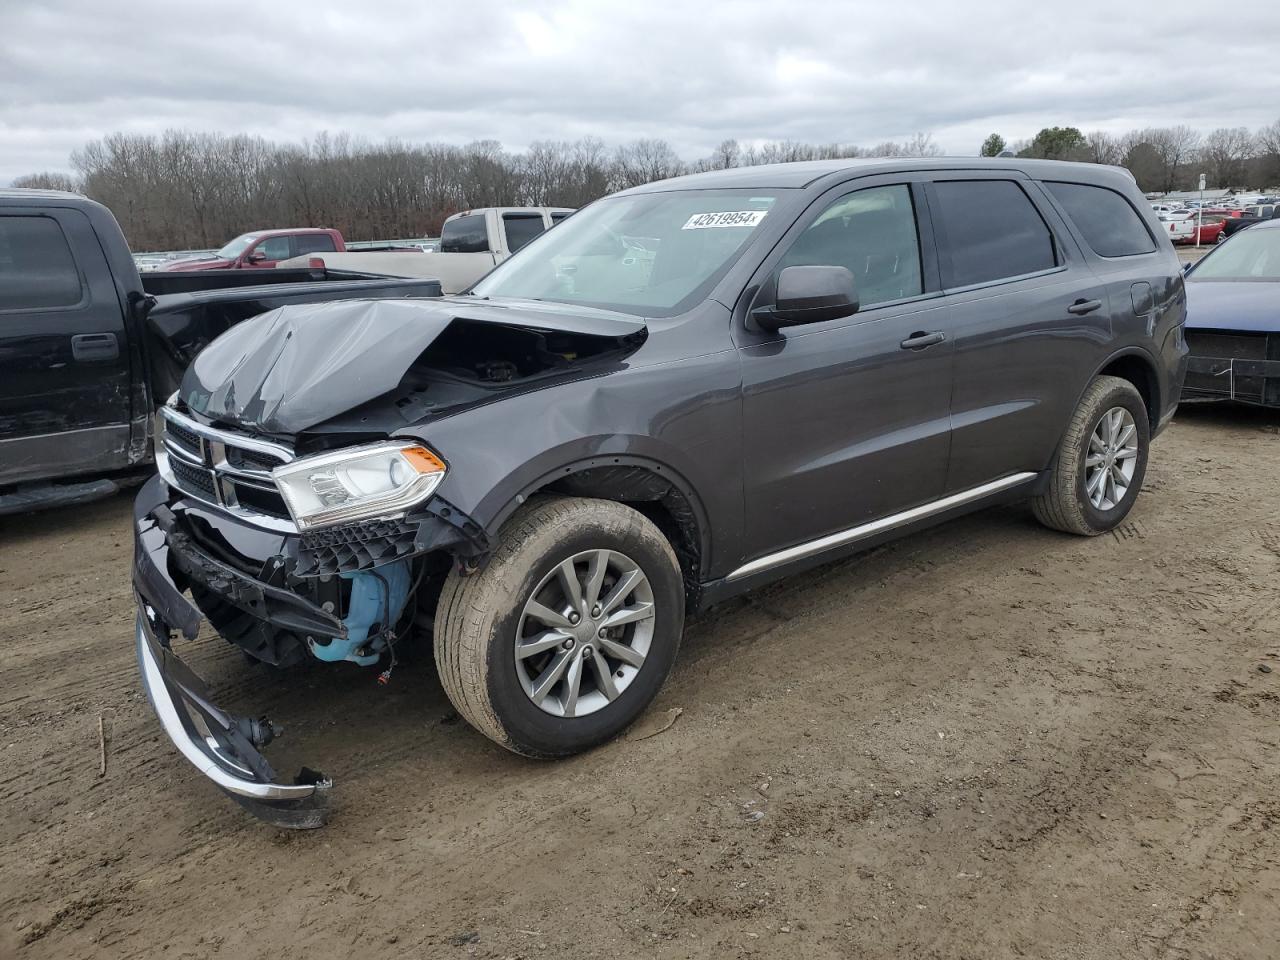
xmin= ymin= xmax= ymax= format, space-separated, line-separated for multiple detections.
xmin=3 ymin=0 xmax=1279 ymax=184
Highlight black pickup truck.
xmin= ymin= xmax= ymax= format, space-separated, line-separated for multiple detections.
xmin=0 ymin=189 xmax=441 ymax=514
xmin=1219 ymin=202 xmax=1280 ymax=239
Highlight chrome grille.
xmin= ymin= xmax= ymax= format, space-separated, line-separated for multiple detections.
xmin=157 ymin=405 xmax=298 ymax=531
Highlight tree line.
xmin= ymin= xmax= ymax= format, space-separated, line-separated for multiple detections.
xmin=980 ymin=122 xmax=1280 ymax=195
xmin=11 ymin=131 xmax=941 ymax=251
xmin=13 ymin=122 xmax=1280 ymax=252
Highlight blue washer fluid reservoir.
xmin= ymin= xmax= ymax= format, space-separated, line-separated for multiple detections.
xmin=306 ymin=559 xmax=412 ymax=666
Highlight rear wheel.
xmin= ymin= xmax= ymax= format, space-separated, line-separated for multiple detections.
xmin=435 ymin=496 xmax=684 ymax=757
xmin=1032 ymin=375 xmax=1150 ymax=536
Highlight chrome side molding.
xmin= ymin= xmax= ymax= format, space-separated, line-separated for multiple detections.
xmin=725 ymin=472 xmax=1037 ymax=582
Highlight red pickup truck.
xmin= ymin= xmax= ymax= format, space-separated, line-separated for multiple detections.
xmin=159 ymin=227 xmax=346 ymax=271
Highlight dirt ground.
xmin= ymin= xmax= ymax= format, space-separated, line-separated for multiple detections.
xmin=2 ymin=403 xmax=1278 ymax=960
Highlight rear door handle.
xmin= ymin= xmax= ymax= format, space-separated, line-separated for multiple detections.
xmin=1067 ymin=298 xmax=1103 ymax=315
xmin=71 ymin=332 xmax=119 ymax=362
xmin=900 ymin=331 xmax=945 ymax=350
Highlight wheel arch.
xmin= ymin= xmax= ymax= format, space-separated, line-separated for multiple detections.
xmin=487 ymin=453 xmax=712 ymax=604
xmin=1092 ymin=347 xmax=1161 ymax=431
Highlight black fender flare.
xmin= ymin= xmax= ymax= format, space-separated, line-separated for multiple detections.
xmin=484 ymin=452 xmax=714 ymax=580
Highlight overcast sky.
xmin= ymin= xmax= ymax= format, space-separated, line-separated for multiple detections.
xmin=4 ymin=0 xmax=1280 ymax=185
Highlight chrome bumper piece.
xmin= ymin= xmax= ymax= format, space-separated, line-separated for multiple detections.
xmin=136 ymin=613 xmax=332 ymax=829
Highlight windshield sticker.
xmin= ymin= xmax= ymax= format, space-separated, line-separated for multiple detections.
xmin=682 ymin=210 xmax=769 ymax=230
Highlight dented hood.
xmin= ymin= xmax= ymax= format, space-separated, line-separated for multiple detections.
xmin=180 ymin=297 xmax=645 ymax=434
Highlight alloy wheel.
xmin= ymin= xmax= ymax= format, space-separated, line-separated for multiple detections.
xmin=1085 ymin=406 xmax=1139 ymax=511
xmin=515 ymin=550 xmax=656 ymax=717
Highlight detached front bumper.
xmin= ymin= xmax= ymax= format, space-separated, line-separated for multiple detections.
xmin=133 ymin=475 xmax=332 ymax=828
xmin=135 ymin=611 xmax=332 ymax=828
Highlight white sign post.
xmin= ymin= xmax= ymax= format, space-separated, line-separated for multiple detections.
xmin=1197 ymin=173 xmax=1206 ymax=249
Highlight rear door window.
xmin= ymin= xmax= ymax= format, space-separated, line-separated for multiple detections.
xmin=440 ymin=214 xmax=489 ymax=253
xmin=0 ymin=216 xmax=84 ymax=310
xmin=502 ymin=213 xmax=546 ymax=253
xmin=1045 ymin=182 xmax=1156 ymax=258
xmin=931 ymin=180 xmax=1058 ymax=288
xmin=295 ymin=234 xmax=337 ymax=255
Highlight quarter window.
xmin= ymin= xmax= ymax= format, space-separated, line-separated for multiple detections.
xmin=440 ymin=214 xmax=489 ymax=254
xmin=295 ymin=234 xmax=337 ymax=255
xmin=1046 ymin=182 xmax=1155 ymax=258
xmin=0 ymin=216 xmax=83 ymax=310
xmin=932 ymin=180 xmax=1058 ymax=287
xmin=777 ymin=184 xmax=923 ymax=308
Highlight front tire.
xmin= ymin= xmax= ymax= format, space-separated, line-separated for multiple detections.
xmin=1032 ymin=375 xmax=1150 ymax=536
xmin=434 ymin=496 xmax=685 ymax=757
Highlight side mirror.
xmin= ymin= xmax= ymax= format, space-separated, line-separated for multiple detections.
xmin=246 ymin=250 xmax=268 ymax=263
xmin=1182 ymin=262 xmax=1193 ymax=273
xmin=754 ymin=265 xmax=859 ymax=331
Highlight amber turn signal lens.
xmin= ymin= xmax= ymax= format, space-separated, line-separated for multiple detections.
xmin=401 ymin=446 xmax=446 ymax=474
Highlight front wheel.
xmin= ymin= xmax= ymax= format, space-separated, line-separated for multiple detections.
xmin=435 ymin=496 xmax=685 ymax=757
xmin=1031 ymin=375 xmax=1150 ymax=536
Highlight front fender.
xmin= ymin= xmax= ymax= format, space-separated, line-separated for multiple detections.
xmin=404 ymin=348 xmax=744 ymax=579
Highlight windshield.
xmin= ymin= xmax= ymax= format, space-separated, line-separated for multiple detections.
xmin=470 ymin=190 xmax=781 ymax=316
xmin=1191 ymin=228 xmax=1280 ymax=280
xmin=215 ymin=234 xmax=257 ymax=259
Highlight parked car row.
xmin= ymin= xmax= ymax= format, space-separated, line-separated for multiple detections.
xmin=1155 ymin=210 xmax=1227 ymax=245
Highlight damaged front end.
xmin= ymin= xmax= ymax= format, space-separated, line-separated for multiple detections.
xmin=133 ymin=423 xmax=486 ymax=828
xmin=133 ymin=297 xmax=643 ymax=827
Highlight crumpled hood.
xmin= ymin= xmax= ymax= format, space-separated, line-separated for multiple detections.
xmin=180 ymin=297 xmax=645 ymax=434
xmin=1185 ymin=279 xmax=1280 ymax=333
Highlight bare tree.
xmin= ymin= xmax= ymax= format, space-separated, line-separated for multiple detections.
xmin=611 ymin=139 xmax=684 ymax=190
xmin=1255 ymin=118 xmax=1280 ymax=187
xmin=1143 ymin=126 xmax=1201 ymax=193
xmin=1199 ymin=127 xmax=1255 ymax=189
xmin=1085 ymin=131 xmax=1122 ymax=165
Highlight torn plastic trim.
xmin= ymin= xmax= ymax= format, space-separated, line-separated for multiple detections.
xmin=288 ymin=495 xmax=491 ymax=578
xmin=153 ymin=503 xmax=347 ymax=640
xmin=135 ymin=612 xmax=332 ymax=829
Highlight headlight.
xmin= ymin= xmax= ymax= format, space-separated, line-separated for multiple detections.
xmin=272 ymin=442 xmax=446 ymax=531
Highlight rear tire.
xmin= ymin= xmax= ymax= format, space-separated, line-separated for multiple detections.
xmin=1031 ymin=375 xmax=1150 ymax=536
xmin=434 ymin=496 xmax=684 ymax=757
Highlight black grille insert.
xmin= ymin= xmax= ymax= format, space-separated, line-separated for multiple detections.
xmin=170 ymin=457 xmax=216 ymax=500
xmin=165 ymin=418 xmax=203 ymax=458
xmin=231 ymin=481 xmax=291 ymax=520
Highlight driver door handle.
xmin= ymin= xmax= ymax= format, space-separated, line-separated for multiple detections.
xmin=1067 ymin=298 xmax=1103 ymax=315
xmin=71 ymin=332 xmax=119 ymax=362
xmin=900 ymin=331 xmax=945 ymax=351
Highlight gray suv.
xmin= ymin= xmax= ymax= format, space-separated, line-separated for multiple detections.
xmin=133 ymin=158 xmax=1188 ymax=826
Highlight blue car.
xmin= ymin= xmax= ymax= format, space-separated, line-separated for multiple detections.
xmin=1182 ymin=219 xmax=1280 ymax=406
